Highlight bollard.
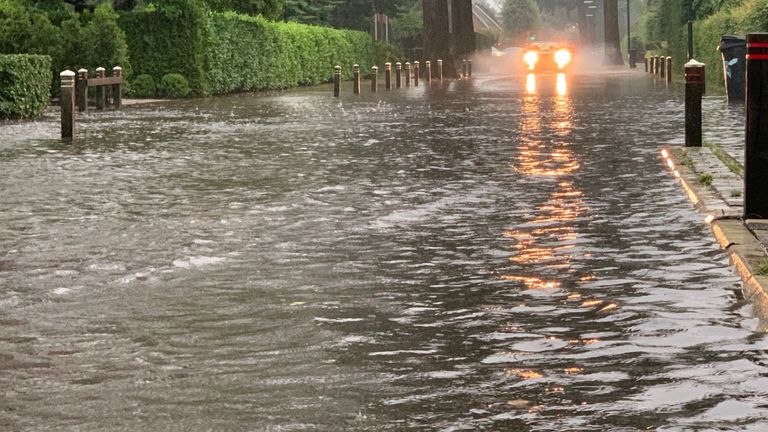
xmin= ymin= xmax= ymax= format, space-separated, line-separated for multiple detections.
xmin=659 ymin=56 xmax=666 ymax=79
xmin=744 ymin=33 xmax=768 ymax=218
xmin=644 ymin=56 xmax=649 ymax=73
xmin=112 ymin=66 xmax=123 ymax=109
xmin=333 ymin=65 xmax=341 ymax=97
xmin=629 ymin=49 xmax=637 ymax=69
xmin=405 ymin=62 xmax=411 ymax=87
xmin=395 ymin=62 xmax=402 ymax=88
xmin=437 ymin=59 xmax=443 ymax=82
xmin=665 ymin=57 xmax=672 ymax=83
xmin=656 ymin=56 xmax=662 ymax=76
xmin=651 ymin=56 xmax=656 ymax=75
xmin=95 ymin=67 xmax=106 ymax=110
xmin=462 ymin=59 xmax=467 ymax=78
xmin=371 ymin=66 xmax=378 ymax=93
xmin=76 ymin=68 xmax=88 ymax=112
xmin=353 ymin=64 xmax=361 ymax=95
xmin=468 ymin=59 xmax=472 ymax=77
xmin=426 ymin=61 xmax=432 ymax=84
xmin=684 ymin=59 xmax=705 ymax=147
xmin=385 ymin=62 xmax=392 ymax=90
xmin=414 ymin=61 xmax=420 ymax=86
xmin=60 ymin=70 xmax=76 ymax=140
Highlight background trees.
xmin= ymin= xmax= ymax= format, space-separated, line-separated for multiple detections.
xmin=500 ymin=0 xmax=540 ymax=44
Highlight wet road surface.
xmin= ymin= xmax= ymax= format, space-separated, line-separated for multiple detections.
xmin=1 ymin=69 xmax=767 ymax=431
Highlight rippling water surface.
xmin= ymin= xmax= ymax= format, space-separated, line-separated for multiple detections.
xmin=2 ymin=70 xmax=766 ymax=431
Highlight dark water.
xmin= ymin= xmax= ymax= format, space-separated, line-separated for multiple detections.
xmin=2 ymin=69 xmax=767 ymax=431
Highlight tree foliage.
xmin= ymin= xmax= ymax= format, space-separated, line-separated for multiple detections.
xmin=501 ymin=0 xmax=540 ymax=42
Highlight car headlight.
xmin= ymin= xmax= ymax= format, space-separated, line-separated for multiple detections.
xmin=554 ymin=49 xmax=572 ymax=69
xmin=523 ymin=51 xmax=538 ymax=70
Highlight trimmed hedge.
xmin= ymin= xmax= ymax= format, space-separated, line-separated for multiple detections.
xmin=205 ymin=12 xmax=378 ymax=94
xmin=120 ymin=4 xmax=396 ymax=96
xmin=119 ymin=0 xmax=208 ymax=95
xmin=642 ymin=0 xmax=768 ymax=91
xmin=0 ymin=54 xmax=52 ymax=119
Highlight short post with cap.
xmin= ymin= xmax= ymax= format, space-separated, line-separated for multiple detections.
xmin=684 ymin=59 xmax=704 ymax=147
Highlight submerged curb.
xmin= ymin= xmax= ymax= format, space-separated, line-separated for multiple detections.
xmin=661 ymin=146 xmax=768 ymax=323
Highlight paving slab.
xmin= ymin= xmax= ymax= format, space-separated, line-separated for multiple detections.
xmin=663 ymin=145 xmax=768 ymax=323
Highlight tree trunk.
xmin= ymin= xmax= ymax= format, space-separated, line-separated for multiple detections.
xmin=603 ymin=0 xmax=624 ymax=65
xmin=578 ymin=2 xmax=589 ymax=47
xmin=451 ymin=0 xmax=475 ymax=60
xmin=423 ymin=0 xmax=457 ymax=77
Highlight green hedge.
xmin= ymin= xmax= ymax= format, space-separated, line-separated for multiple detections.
xmin=119 ymin=0 xmax=208 ymax=95
xmin=205 ymin=12 xmax=378 ymax=93
xmin=642 ymin=0 xmax=768 ymax=91
xmin=0 ymin=54 xmax=52 ymax=119
xmin=694 ymin=0 xmax=768 ymax=91
xmin=120 ymin=4 xmax=394 ymax=95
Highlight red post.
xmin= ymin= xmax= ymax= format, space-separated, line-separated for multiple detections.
xmin=744 ymin=33 xmax=768 ymax=218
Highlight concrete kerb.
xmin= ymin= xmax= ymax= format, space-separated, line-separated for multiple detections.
xmin=662 ymin=146 xmax=768 ymax=324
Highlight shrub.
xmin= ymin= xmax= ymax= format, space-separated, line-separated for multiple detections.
xmin=120 ymin=2 xmax=393 ymax=96
xmin=0 ymin=54 xmax=52 ymax=119
xmin=79 ymin=3 xmax=132 ymax=78
xmin=158 ymin=73 xmax=190 ymax=97
xmin=119 ymin=0 xmax=209 ymax=95
xmin=130 ymin=74 xmax=157 ymax=97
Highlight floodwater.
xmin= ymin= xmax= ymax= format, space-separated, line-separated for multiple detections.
xmin=2 ymin=68 xmax=766 ymax=431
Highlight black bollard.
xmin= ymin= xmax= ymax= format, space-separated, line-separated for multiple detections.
xmin=371 ymin=66 xmax=378 ymax=93
xmin=666 ymin=57 xmax=672 ymax=83
xmin=426 ymin=61 xmax=432 ymax=84
xmin=76 ymin=68 xmax=88 ymax=112
xmin=405 ymin=62 xmax=411 ymax=87
xmin=95 ymin=67 xmax=106 ymax=110
xmin=744 ymin=33 xmax=768 ymax=218
xmin=353 ymin=64 xmax=361 ymax=95
xmin=462 ymin=59 xmax=467 ymax=78
xmin=684 ymin=59 xmax=704 ymax=147
xmin=60 ymin=70 xmax=75 ymax=140
xmin=385 ymin=62 xmax=392 ymax=90
xmin=395 ymin=62 xmax=402 ymax=88
xmin=414 ymin=61 xmax=420 ymax=86
xmin=644 ymin=56 xmax=649 ymax=73
xmin=629 ymin=49 xmax=637 ymax=69
xmin=468 ymin=59 xmax=472 ymax=77
xmin=437 ymin=59 xmax=443 ymax=82
xmin=333 ymin=65 xmax=341 ymax=97
xmin=112 ymin=66 xmax=123 ymax=108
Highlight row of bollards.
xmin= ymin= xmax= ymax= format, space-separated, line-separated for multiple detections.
xmin=681 ymin=33 xmax=768 ymax=219
xmin=333 ymin=58 xmax=471 ymax=97
xmin=60 ymin=66 xmax=125 ymax=141
xmin=645 ymin=54 xmax=673 ymax=83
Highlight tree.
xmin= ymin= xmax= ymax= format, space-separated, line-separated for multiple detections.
xmin=603 ymin=0 xmax=623 ymax=64
xmin=500 ymin=0 xmax=540 ymax=44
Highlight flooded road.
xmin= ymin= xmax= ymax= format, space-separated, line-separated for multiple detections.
xmin=2 ymin=70 xmax=767 ymax=431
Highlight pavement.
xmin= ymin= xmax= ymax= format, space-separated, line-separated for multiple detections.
xmin=662 ymin=143 xmax=768 ymax=324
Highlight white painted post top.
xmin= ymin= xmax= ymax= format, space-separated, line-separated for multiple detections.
xmin=95 ymin=67 xmax=106 ymax=72
xmin=77 ymin=68 xmax=88 ymax=74
xmin=685 ymin=59 xmax=705 ymax=68
xmin=113 ymin=66 xmax=122 ymax=71
xmin=60 ymin=70 xmax=75 ymax=77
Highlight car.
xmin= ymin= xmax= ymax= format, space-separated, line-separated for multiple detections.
xmin=522 ymin=42 xmax=575 ymax=73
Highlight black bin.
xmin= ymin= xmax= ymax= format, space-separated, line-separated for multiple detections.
xmin=718 ymin=35 xmax=747 ymax=102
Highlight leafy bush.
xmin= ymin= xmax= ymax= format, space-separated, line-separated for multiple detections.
xmin=121 ymin=4 xmax=389 ymax=96
xmin=79 ymin=3 xmax=132 ymax=77
xmin=0 ymin=54 xmax=52 ymax=119
xmin=130 ymin=74 xmax=157 ymax=97
xmin=642 ymin=0 xmax=768 ymax=91
xmin=158 ymin=73 xmax=190 ymax=97
xmin=119 ymin=0 xmax=209 ymax=94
